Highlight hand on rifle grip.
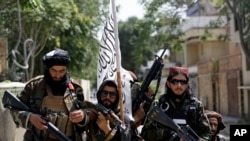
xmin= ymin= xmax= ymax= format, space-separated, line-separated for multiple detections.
xmin=29 ymin=113 xmax=48 ymax=130
xmin=87 ymin=108 xmax=98 ymax=121
xmin=133 ymin=101 xmax=146 ymax=127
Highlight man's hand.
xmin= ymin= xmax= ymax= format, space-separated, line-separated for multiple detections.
xmin=29 ymin=113 xmax=48 ymax=130
xmin=87 ymin=108 xmax=98 ymax=121
xmin=96 ymin=112 xmax=111 ymax=135
xmin=69 ymin=109 xmax=85 ymax=123
xmin=133 ymin=101 xmax=146 ymax=127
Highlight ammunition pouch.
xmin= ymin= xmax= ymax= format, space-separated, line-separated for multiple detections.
xmin=42 ymin=96 xmax=73 ymax=139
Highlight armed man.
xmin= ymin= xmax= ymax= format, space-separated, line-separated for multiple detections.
xmin=141 ymin=66 xmax=211 ymax=141
xmin=84 ymin=80 xmax=139 ymax=141
xmin=8 ymin=48 xmax=89 ymax=141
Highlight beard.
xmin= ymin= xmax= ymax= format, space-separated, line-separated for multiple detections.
xmin=44 ymin=69 xmax=70 ymax=95
xmin=100 ymin=99 xmax=117 ymax=110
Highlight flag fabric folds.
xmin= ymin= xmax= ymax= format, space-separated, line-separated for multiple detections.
xmin=97 ymin=0 xmax=133 ymax=117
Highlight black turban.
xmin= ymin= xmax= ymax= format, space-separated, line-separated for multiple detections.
xmin=43 ymin=48 xmax=71 ymax=68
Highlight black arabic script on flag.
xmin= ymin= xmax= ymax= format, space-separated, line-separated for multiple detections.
xmin=97 ymin=14 xmax=117 ymax=88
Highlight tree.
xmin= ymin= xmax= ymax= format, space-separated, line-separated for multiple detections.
xmin=225 ymin=0 xmax=250 ymax=63
xmin=117 ymin=0 xmax=195 ymax=78
xmin=0 ymin=0 xmax=109 ymax=85
xmin=138 ymin=0 xmax=196 ymax=49
xmin=119 ymin=17 xmax=154 ymax=76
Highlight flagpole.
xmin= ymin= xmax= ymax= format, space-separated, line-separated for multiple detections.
xmin=111 ymin=0 xmax=124 ymax=122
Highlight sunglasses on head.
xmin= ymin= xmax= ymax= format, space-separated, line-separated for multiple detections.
xmin=170 ymin=79 xmax=188 ymax=85
xmin=101 ymin=90 xmax=117 ymax=98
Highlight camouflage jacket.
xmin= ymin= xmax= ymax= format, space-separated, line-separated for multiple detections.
xmin=141 ymin=94 xmax=211 ymax=141
xmin=10 ymin=75 xmax=88 ymax=141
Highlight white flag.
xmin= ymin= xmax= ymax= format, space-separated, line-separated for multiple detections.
xmin=97 ymin=0 xmax=133 ymax=117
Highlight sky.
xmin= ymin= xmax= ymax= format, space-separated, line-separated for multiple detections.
xmin=98 ymin=0 xmax=144 ymax=39
xmin=116 ymin=0 xmax=145 ymax=21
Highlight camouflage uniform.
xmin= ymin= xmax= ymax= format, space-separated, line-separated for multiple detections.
xmin=10 ymin=48 xmax=88 ymax=141
xmin=141 ymin=93 xmax=211 ymax=141
xmin=141 ymin=66 xmax=211 ymax=141
xmin=10 ymin=76 xmax=88 ymax=141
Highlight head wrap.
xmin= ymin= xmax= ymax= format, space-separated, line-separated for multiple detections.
xmin=169 ymin=66 xmax=189 ymax=76
xmin=205 ymin=110 xmax=226 ymax=131
xmin=43 ymin=48 xmax=71 ymax=68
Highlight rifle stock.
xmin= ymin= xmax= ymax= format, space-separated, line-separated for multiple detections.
xmin=132 ymin=48 xmax=167 ymax=114
xmin=2 ymin=90 xmax=72 ymax=141
xmin=148 ymin=106 xmax=200 ymax=141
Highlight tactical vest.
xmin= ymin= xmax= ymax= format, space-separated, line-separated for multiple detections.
xmin=41 ymin=86 xmax=74 ymax=139
xmin=23 ymin=76 xmax=85 ymax=141
xmin=158 ymin=94 xmax=199 ymax=131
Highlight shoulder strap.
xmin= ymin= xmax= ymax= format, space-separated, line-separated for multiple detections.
xmin=186 ymin=96 xmax=199 ymax=128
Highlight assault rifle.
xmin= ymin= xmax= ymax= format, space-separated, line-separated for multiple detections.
xmin=85 ymin=100 xmax=127 ymax=131
xmin=95 ymin=103 xmax=126 ymax=130
xmin=132 ymin=47 xmax=167 ymax=114
xmin=147 ymin=106 xmax=200 ymax=141
xmin=2 ymin=90 xmax=71 ymax=141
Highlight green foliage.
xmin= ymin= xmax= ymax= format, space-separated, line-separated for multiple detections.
xmin=217 ymin=34 xmax=229 ymax=41
xmin=119 ymin=17 xmax=155 ymax=76
xmin=212 ymin=0 xmax=225 ymax=6
xmin=118 ymin=0 xmax=196 ymax=78
xmin=138 ymin=0 xmax=196 ymax=57
xmin=200 ymin=28 xmax=213 ymax=41
xmin=0 ymin=0 xmax=109 ymax=87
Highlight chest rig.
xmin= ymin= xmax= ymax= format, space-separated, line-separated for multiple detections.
xmin=158 ymin=94 xmax=198 ymax=130
xmin=41 ymin=84 xmax=74 ymax=139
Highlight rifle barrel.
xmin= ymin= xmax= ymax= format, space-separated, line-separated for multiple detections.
xmin=47 ymin=122 xmax=71 ymax=141
xmin=3 ymin=90 xmax=72 ymax=141
xmin=132 ymin=47 xmax=167 ymax=113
